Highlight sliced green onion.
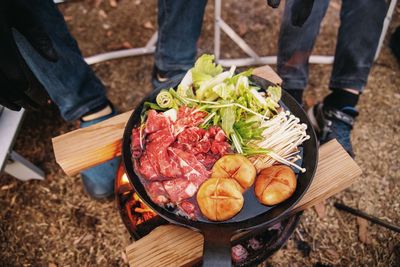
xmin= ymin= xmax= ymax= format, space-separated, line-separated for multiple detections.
xmin=169 ymin=88 xmax=190 ymax=106
xmin=156 ymin=90 xmax=174 ymax=108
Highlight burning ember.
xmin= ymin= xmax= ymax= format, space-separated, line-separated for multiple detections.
xmin=131 ymin=193 xmax=156 ymax=225
xmin=115 ymin=163 xmax=164 ymax=239
xmin=118 ymin=171 xmax=156 ymax=224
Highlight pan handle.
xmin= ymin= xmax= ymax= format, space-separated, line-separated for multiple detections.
xmin=202 ymin=229 xmax=233 ymax=267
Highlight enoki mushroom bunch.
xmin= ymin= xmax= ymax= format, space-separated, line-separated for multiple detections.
xmin=252 ymin=111 xmax=310 ymax=172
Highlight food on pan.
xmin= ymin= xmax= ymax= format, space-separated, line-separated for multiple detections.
xmin=254 ymin=165 xmax=297 ymax=206
xmin=211 ymin=154 xmax=256 ymax=191
xmin=131 ymin=54 xmax=309 ymax=221
xmin=132 ymin=107 xmax=230 ymax=205
xmin=197 ymin=178 xmax=244 ymax=221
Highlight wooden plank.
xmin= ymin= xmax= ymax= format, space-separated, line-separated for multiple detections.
xmin=252 ymin=65 xmax=282 ymax=85
xmin=52 ymin=111 xmax=132 ymax=175
xmin=52 ymin=65 xmax=280 ymax=175
xmin=127 ymin=225 xmax=204 ymax=267
xmin=125 ymin=140 xmax=362 ymax=267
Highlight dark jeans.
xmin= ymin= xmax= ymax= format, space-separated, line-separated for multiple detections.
xmin=277 ymin=0 xmax=387 ymax=93
xmin=156 ymin=0 xmax=207 ymax=73
xmin=14 ymin=0 xmax=207 ymax=121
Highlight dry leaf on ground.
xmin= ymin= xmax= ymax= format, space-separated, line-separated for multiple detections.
xmin=357 ymin=217 xmax=371 ymax=245
xmin=109 ymin=0 xmax=117 ymax=8
xmin=143 ymin=21 xmax=154 ymax=30
xmin=314 ymin=202 xmax=327 ymax=218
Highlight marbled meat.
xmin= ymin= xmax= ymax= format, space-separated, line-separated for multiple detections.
xmin=132 ymin=106 xmax=232 ymax=212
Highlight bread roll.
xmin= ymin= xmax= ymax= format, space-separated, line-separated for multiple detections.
xmin=254 ymin=165 xmax=297 ymax=206
xmin=197 ymin=178 xmax=244 ymax=221
xmin=211 ymin=154 xmax=257 ymax=191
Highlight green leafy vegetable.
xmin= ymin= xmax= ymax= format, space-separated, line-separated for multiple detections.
xmin=191 ymin=54 xmax=223 ymax=88
xmin=220 ymin=105 xmax=236 ymax=136
xmin=229 ymin=68 xmax=253 ymax=85
xmin=195 ymin=71 xmax=232 ymax=101
xmin=233 ymin=121 xmax=266 ymax=142
xmin=212 ymin=82 xmax=235 ymax=100
xmin=177 ymin=84 xmax=195 ymax=98
xmin=147 ymin=54 xmax=288 ymax=155
xmin=168 ymin=88 xmax=191 ymax=107
xmin=267 ymin=85 xmax=282 ymax=103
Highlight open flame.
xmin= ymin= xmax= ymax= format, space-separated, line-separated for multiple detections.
xmin=132 ymin=193 xmax=156 ymax=225
xmin=115 ymin=164 xmax=156 ymax=227
xmin=121 ymin=173 xmax=130 ymax=185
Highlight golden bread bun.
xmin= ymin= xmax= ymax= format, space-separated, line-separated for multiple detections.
xmin=211 ymin=154 xmax=256 ymax=191
xmin=197 ymin=178 xmax=244 ymax=221
xmin=254 ymin=165 xmax=297 ymax=206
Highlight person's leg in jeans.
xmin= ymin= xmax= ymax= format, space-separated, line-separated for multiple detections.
xmin=13 ymin=0 xmax=118 ymax=199
xmin=277 ymin=0 xmax=330 ymax=103
xmin=329 ymin=0 xmax=386 ymax=91
xmin=278 ymin=0 xmax=386 ymax=156
xmin=311 ymin=0 xmax=386 ymax=156
xmin=153 ymin=0 xmax=208 ymax=88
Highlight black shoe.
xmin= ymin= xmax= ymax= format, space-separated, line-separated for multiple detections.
xmin=151 ymin=66 xmax=186 ymax=89
xmin=390 ymin=26 xmax=400 ymax=62
xmin=307 ymin=103 xmax=358 ymax=157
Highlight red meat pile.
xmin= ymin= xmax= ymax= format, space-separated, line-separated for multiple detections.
xmin=132 ymin=106 xmax=231 ymax=216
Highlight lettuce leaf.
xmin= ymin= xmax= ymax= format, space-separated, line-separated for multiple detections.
xmin=195 ymin=70 xmax=232 ymax=101
xmin=191 ymin=54 xmax=223 ymax=88
xmin=212 ymin=82 xmax=235 ymax=100
xmin=220 ymin=105 xmax=236 ymax=136
xmin=229 ymin=68 xmax=253 ymax=85
xmin=267 ymin=85 xmax=282 ymax=103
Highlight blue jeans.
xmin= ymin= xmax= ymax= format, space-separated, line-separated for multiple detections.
xmin=155 ymin=0 xmax=207 ymax=73
xmin=277 ymin=0 xmax=387 ymax=93
xmin=14 ymin=0 xmax=207 ymax=121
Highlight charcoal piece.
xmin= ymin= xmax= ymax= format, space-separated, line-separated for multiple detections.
xmin=248 ymin=237 xmax=263 ymax=251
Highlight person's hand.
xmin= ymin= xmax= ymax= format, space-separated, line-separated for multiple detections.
xmin=266 ymin=0 xmax=280 ymax=9
xmin=0 ymin=0 xmax=58 ymax=111
xmin=291 ymin=0 xmax=314 ymax=27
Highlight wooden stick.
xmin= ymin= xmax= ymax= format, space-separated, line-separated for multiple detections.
xmin=125 ymin=140 xmax=362 ymax=267
xmin=334 ymin=203 xmax=400 ymax=233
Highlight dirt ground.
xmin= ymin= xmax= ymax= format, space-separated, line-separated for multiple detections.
xmin=1 ymin=0 xmax=399 ymax=266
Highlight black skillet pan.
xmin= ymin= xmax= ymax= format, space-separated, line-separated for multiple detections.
xmin=122 ymin=76 xmax=318 ymax=266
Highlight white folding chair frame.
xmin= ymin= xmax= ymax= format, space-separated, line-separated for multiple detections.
xmin=56 ymin=0 xmax=397 ymax=67
xmin=0 ymin=107 xmax=45 ymax=181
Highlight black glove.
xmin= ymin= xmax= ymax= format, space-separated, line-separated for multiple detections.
xmin=0 ymin=0 xmax=58 ymax=111
xmin=267 ymin=0 xmax=280 ymax=8
xmin=291 ymin=0 xmax=314 ymax=27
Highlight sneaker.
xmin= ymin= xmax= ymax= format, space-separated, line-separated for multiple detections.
xmin=307 ymin=103 xmax=358 ymax=157
xmin=80 ymin=105 xmax=120 ymax=199
xmin=151 ymin=66 xmax=186 ymax=89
